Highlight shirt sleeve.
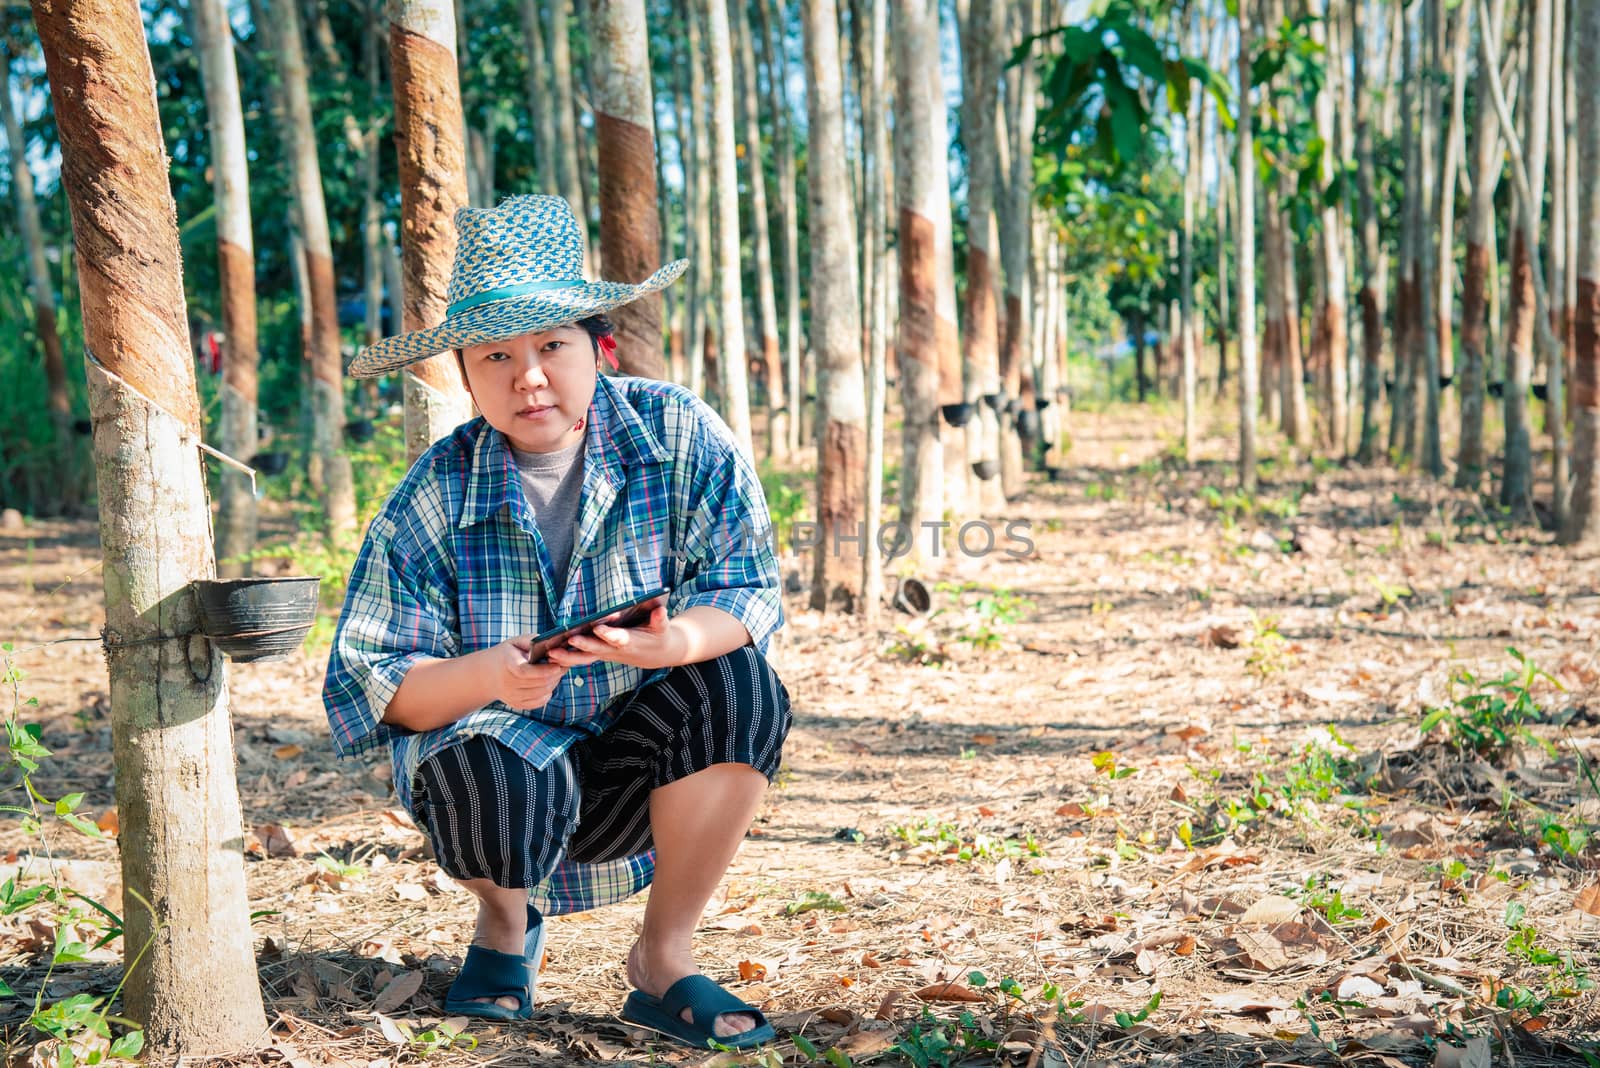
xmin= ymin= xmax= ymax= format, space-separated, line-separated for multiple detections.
xmin=672 ymin=420 xmax=784 ymax=652
xmin=321 ymin=498 xmax=462 ymax=758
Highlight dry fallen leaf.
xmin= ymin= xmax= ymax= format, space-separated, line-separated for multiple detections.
xmin=1335 ymin=974 xmax=1387 ymax=1000
xmin=253 ymin=822 xmax=298 ymax=858
xmin=913 ymin=982 xmax=987 ymax=1004
xmin=372 ymin=971 xmax=424 ymax=1014
xmin=273 ymin=743 xmax=304 ymax=760
xmin=1434 ymin=1035 xmax=1490 ymax=1068
xmin=374 ymin=1013 xmax=410 ymax=1045
xmin=1233 ymin=930 xmax=1291 ymax=972
xmin=738 ymin=959 xmax=766 ymax=981
xmin=1575 ymin=880 xmax=1600 ymax=918
xmin=1240 ymin=894 xmax=1303 ymax=926
xmin=393 ymin=883 xmax=426 ymax=902
xmin=95 ymin=809 xmax=118 ymax=836
xmin=875 ymin=988 xmax=908 ymax=1020
xmin=1208 ymin=992 xmax=1292 ymax=1015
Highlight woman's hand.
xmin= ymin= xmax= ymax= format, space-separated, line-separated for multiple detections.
xmin=546 ymin=605 xmax=684 ymax=671
xmin=493 ymin=638 xmax=568 ymax=710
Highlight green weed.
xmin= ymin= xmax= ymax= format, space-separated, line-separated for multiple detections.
xmin=1419 ymin=648 xmax=1560 ymax=761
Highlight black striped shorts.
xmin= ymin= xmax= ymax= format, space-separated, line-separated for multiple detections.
xmin=410 ymin=646 xmax=792 ymax=888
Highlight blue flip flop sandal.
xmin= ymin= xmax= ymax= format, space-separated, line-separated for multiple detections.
xmin=443 ymin=905 xmax=548 ymax=1021
xmin=621 ymin=974 xmax=776 ymax=1050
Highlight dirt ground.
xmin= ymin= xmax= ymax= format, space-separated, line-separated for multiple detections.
xmin=1 ymin=404 xmax=1598 ymax=1067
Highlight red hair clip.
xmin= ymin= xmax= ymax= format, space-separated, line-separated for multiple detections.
xmin=597 ymin=333 xmax=620 ymax=371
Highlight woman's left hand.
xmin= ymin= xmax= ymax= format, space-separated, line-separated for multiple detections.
xmin=546 ymin=605 xmax=684 ymax=671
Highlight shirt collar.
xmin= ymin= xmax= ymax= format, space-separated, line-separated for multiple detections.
xmin=458 ymin=375 xmax=669 ymax=529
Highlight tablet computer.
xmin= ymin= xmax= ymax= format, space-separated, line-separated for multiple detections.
xmin=525 ymin=587 xmax=670 ymax=663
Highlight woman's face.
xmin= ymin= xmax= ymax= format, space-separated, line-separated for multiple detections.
xmin=459 ymin=325 xmax=599 ymax=453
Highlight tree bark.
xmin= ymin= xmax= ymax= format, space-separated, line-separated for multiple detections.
xmin=802 ymin=0 xmax=865 ymax=611
xmin=1237 ymin=0 xmax=1259 ymax=492
xmin=862 ymin=0 xmax=888 ymax=619
xmin=1501 ymin=0 xmax=1550 ymax=510
xmin=193 ymin=0 xmax=260 ymax=575
xmin=389 ymin=0 xmax=473 ymax=462
xmin=1546 ymin=0 xmax=1569 ymax=527
xmin=1216 ymin=151 xmax=1230 ymax=394
xmin=30 ymin=0 xmax=268 ymax=1051
xmin=1352 ymin=0 xmax=1387 ymax=462
xmin=1312 ymin=0 xmax=1348 ymax=457
xmin=592 ymin=0 xmax=666 ymax=379
xmin=0 ymin=45 xmax=75 ymax=510
xmin=1392 ymin=3 xmax=1419 ymax=461
xmin=1457 ymin=0 xmax=1507 ymax=487
xmin=704 ymin=0 xmax=754 ymax=455
xmin=549 ymin=0 xmax=590 ymax=268
xmin=362 ymin=5 xmax=385 ymax=356
xmin=959 ymin=0 xmax=1004 ymax=508
xmin=998 ymin=0 xmax=1036 ymax=499
xmin=1419 ymin=0 xmax=1443 ymax=477
xmin=686 ymin=3 xmax=714 ymax=399
xmin=520 ymin=0 xmax=561 ymax=194
xmin=730 ymin=0 xmax=785 ymax=456
xmin=263 ymin=0 xmax=356 ymax=544
xmin=1437 ymin=1 xmax=1471 ymax=382
xmin=755 ymin=0 xmax=805 ymax=458
xmin=1567 ymin=0 xmax=1600 ymax=545
xmin=895 ymin=0 xmax=963 ymax=535
xmin=1179 ymin=4 xmax=1201 ymax=458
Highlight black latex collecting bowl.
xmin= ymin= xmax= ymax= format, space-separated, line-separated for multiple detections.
xmin=193 ymin=576 xmax=321 ymax=662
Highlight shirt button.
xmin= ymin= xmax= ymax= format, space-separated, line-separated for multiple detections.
xmin=573 ymin=676 xmax=586 ymax=688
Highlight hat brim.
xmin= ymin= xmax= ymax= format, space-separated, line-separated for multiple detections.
xmin=348 ymin=259 xmax=689 ymax=378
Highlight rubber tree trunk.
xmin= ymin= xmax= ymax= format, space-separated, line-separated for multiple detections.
xmin=1437 ymin=2 xmax=1471 ymax=383
xmin=895 ymin=0 xmax=960 ymax=540
xmin=0 ymin=45 xmax=75 ymax=511
xmin=1502 ymin=0 xmax=1551 ymax=510
xmin=592 ymin=0 xmax=665 ymax=379
xmin=549 ymin=0 xmax=590 ymax=267
xmin=1261 ymin=174 xmax=1290 ymax=432
xmin=1237 ymin=0 xmax=1259 ymax=493
xmin=704 ymin=0 xmax=754 ymax=455
xmin=1566 ymin=0 xmax=1600 ymax=546
xmin=389 ymin=0 xmax=473 ymax=461
xmin=686 ymin=4 xmax=714 ymax=399
xmin=862 ymin=0 xmax=888 ymax=620
xmin=734 ymin=0 xmax=785 ymax=456
xmin=803 ymin=0 xmax=866 ymax=612
xmin=193 ymin=0 xmax=259 ymax=576
xmin=520 ymin=0 xmax=561 ymax=194
xmin=755 ymin=0 xmax=805 ymax=458
xmin=29 ymin=0 xmax=268 ymax=1052
xmin=1312 ymin=0 xmax=1348 ymax=458
xmin=998 ymin=0 xmax=1035 ymax=500
xmin=263 ymin=0 xmax=355 ymax=544
xmin=1546 ymin=0 xmax=1569 ymax=527
xmin=1392 ymin=6 xmax=1419 ymax=460
xmin=1419 ymin=0 xmax=1443 ymax=478
xmin=1216 ymin=154 xmax=1230 ymax=395
xmin=1457 ymin=0 xmax=1506 ymax=487
xmin=1352 ymin=0 xmax=1387 ymax=463
xmin=1179 ymin=6 xmax=1200 ymax=459
xmin=362 ymin=5 xmax=385 ymax=358
xmin=959 ymin=0 xmax=1005 ymax=510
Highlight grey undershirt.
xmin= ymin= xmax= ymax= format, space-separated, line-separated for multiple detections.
xmin=511 ymin=436 xmax=586 ymax=603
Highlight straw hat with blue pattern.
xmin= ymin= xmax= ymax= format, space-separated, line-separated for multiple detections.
xmin=349 ymin=194 xmax=688 ymax=378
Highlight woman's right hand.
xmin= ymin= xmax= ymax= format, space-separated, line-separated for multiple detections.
xmin=492 ymin=638 xmax=567 ymax=710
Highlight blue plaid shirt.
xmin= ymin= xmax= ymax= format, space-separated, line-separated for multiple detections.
xmin=322 ymin=375 xmax=783 ymax=914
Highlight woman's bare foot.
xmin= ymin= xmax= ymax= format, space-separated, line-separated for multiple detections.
xmin=466 ymin=896 xmax=529 ymax=1012
xmin=627 ymin=939 xmax=759 ymax=1038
